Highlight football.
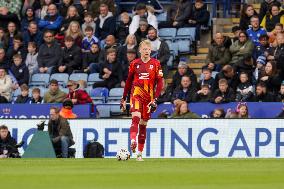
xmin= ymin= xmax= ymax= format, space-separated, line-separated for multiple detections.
xmin=116 ymin=148 xmax=130 ymax=161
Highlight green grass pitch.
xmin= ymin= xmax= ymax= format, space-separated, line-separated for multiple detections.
xmin=0 ymin=159 xmax=284 ymax=189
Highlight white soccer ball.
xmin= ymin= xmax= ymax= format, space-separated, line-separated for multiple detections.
xmin=116 ymin=148 xmax=130 ymax=161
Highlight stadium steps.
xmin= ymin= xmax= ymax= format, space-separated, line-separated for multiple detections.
xmin=197 ymin=48 xmax=209 ymax=54
xmin=232 ymin=18 xmax=240 ymax=24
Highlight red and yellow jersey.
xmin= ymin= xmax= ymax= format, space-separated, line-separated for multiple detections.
xmin=123 ymin=58 xmax=164 ymax=102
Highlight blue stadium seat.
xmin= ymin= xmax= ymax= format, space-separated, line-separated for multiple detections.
xmin=107 ymin=88 xmax=124 ymax=115
xmin=29 ymin=73 xmax=50 ymax=87
xmin=166 ymin=40 xmax=178 ymax=57
xmin=156 ymin=12 xmax=167 ymax=22
xmin=96 ymin=105 xmax=111 ymax=118
xmin=177 ymin=40 xmax=191 ymax=54
xmin=176 ymin=27 xmax=196 ymax=41
xmin=12 ymin=88 xmax=21 ymax=101
xmin=167 ymin=55 xmax=174 ymax=67
xmin=59 ymin=87 xmax=69 ymax=94
xmin=50 ymin=73 xmax=69 ymax=87
xmin=90 ymin=87 xmax=109 ymax=103
xmin=159 ymin=28 xmax=176 ymax=40
xmin=69 ymin=73 xmax=88 ymax=82
xmin=29 ymin=86 xmax=47 ymax=97
xmin=88 ymin=73 xmax=103 ymax=86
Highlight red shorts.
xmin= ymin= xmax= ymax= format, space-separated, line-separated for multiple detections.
xmin=130 ymin=96 xmax=151 ymax=121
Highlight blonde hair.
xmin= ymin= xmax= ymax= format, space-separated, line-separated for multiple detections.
xmin=139 ymin=39 xmax=152 ymax=49
xmin=124 ymin=34 xmax=137 ymax=46
xmin=66 ymin=5 xmax=79 ymax=19
xmin=120 ymin=12 xmax=129 ymax=19
xmin=65 ymin=21 xmax=83 ymax=38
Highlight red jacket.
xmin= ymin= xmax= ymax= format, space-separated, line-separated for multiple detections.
xmin=67 ymin=89 xmax=92 ymax=105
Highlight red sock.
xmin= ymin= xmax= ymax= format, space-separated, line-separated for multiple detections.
xmin=130 ymin=116 xmax=140 ymax=141
xmin=138 ymin=124 xmax=146 ymax=152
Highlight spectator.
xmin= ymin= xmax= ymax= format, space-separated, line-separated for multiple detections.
xmin=61 ymin=5 xmax=82 ymax=33
xmin=0 ymin=68 xmax=12 ymax=103
xmin=76 ymin=0 xmax=90 ymax=19
xmin=118 ymin=34 xmax=138 ymax=64
xmin=172 ymin=75 xmax=197 ymax=104
xmin=171 ymin=60 xmax=198 ymax=91
xmin=116 ymin=12 xmax=131 ymax=44
xmin=207 ymin=32 xmax=231 ymax=71
xmin=269 ymin=23 xmax=283 ymax=47
xmin=0 ymin=125 xmax=19 ymax=158
xmin=121 ymin=49 xmax=137 ymax=88
xmin=247 ymin=15 xmax=267 ymax=47
xmin=99 ymin=35 xmax=119 ymax=62
xmin=239 ymin=4 xmax=258 ymax=31
xmin=63 ymin=21 xmax=83 ymax=47
xmin=38 ymin=30 xmax=63 ymax=74
xmin=58 ymin=0 xmax=74 ymax=18
xmin=81 ymin=26 xmax=99 ymax=52
xmin=23 ymin=21 xmax=43 ymax=48
xmin=186 ymin=0 xmax=210 ymax=45
xmin=30 ymin=87 xmax=43 ymax=104
xmin=134 ymin=18 xmax=150 ymax=44
xmin=259 ymin=61 xmax=281 ymax=94
xmin=215 ymin=65 xmax=239 ymax=91
xmin=229 ymin=31 xmax=254 ymax=65
xmin=25 ymin=42 xmax=38 ymax=76
xmin=95 ymin=4 xmax=116 ymax=41
xmin=56 ymin=36 xmax=82 ymax=74
xmin=39 ymin=0 xmax=53 ymax=19
xmin=211 ymin=78 xmax=235 ymax=104
xmin=158 ymin=0 xmax=191 ymax=28
xmin=82 ymin=12 xmax=96 ymax=36
xmin=259 ymin=0 xmax=281 ymax=22
xmin=21 ymin=7 xmax=39 ymax=33
xmin=147 ymin=27 xmax=170 ymax=76
xmin=48 ymin=106 xmax=75 ymax=158
xmin=231 ymin=26 xmax=242 ymax=43
xmin=233 ymin=55 xmax=255 ymax=81
xmin=6 ymin=34 xmax=27 ymax=62
xmin=194 ymin=84 xmax=212 ymax=102
xmin=226 ymin=103 xmax=250 ymax=118
xmin=38 ymin=4 xmax=63 ymax=33
xmin=59 ymin=99 xmax=78 ymax=119
xmin=129 ymin=3 xmax=158 ymax=34
xmin=93 ymin=48 xmax=122 ymax=89
xmin=82 ymin=43 xmax=101 ymax=73
xmin=89 ymin=0 xmax=116 ymax=19
xmin=10 ymin=54 xmax=29 ymax=86
xmin=253 ymin=55 xmax=266 ymax=81
xmin=43 ymin=79 xmax=67 ymax=103
xmin=156 ymin=80 xmax=172 ymax=104
xmin=21 ymin=0 xmax=41 ymax=18
xmin=254 ymin=34 xmax=270 ymax=59
xmin=253 ymin=82 xmax=275 ymax=102
xmin=276 ymin=81 xmax=284 ymax=102
xmin=199 ymin=68 xmax=216 ymax=90
xmin=210 ymin=108 xmax=225 ymax=118
xmin=274 ymin=33 xmax=284 ymax=78
xmin=3 ymin=22 xmax=21 ymax=50
xmin=171 ymin=101 xmax=200 ymax=118
xmin=0 ymin=28 xmax=4 ymax=48
xmin=66 ymin=80 xmax=92 ymax=105
xmin=260 ymin=3 xmax=284 ymax=32
xmin=236 ymin=72 xmax=254 ymax=102
xmin=0 ymin=0 xmax=22 ymax=18
xmin=0 ymin=7 xmax=20 ymax=30
xmin=15 ymin=84 xmax=31 ymax=103
xmin=0 ymin=48 xmax=10 ymax=70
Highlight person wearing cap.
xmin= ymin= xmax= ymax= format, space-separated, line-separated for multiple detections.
xmin=246 ymin=15 xmax=267 ymax=47
xmin=253 ymin=55 xmax=266 ymax=81
xmin=171 ymin=59 xmax=198 ymax=92
xmin=66 ymin=80 xmax=92 ymax=105
xmin=134 ymin=18 xmax=150 ymax=44
xmin=43 ymin=79 xmax=67 ymax=103
xmin=147 ymin=27 xmax=170 ymax=76
xmin=59 ymin=98 xmax=78 ymax=119
xmin=55 ymin=35 xmax=82 ymax=75
xmin=129 ymin=3 xmax=158 ymax=35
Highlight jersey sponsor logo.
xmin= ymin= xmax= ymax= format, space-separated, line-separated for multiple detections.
xmin=139 ymin=73 xmax=150 ymax=80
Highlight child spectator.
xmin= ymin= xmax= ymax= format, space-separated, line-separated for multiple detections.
xmin=30 ymin=87 xmax=43 ymax=104
xmin=10 ymin=54 xmax=29 ymax=86
xmin=194 ymin=84 xmax=211 ymax=102
xmin=15 ymin=84 xmax=31 ymax=103
xmin=211 ymin=79 xmax=235 ymax=103
xmin=199 ymin=68 xmax=216 ymax=90
xmin=226 ymin=102 xmax=250 ymax=118
xmin=82 ymin=26 xmax=99 ymax=52
xmin=25 ymin=42 xmax=38 ymax=76
xmin=116 ymin=12 xmax=131 ymax=44
xmin=210 ymin=108 xmax=225 ymax=118
xmin=253 ymin=55 xmax=266 ymax=82
xmin=82 ymin=12 xmax=96 ymax=35
xmin=236 ymin=72 xmax=254 ymax=102
xmin=82 ymin=43 xmax=100 ymax=73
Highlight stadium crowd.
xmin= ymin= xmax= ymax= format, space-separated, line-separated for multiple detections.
xmin=0 ymin=0 xmax=283 ymax=118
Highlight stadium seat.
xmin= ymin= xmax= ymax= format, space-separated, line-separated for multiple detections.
xmin=166 ymin=40 xmax=178 ymax=57
xmin=156 ymin=12 xmax=167 ymax=22
xmin=60 ymin=87 xmax=69 ymax=94
xmin=29 ymin=73 xmax=50 ymax=87
xmin=12 ymin=88 xmax=21 ymax=101
xmin=50 ymin=73 xmax=69 ymax=87
xmin=177 ymin=40 xmax=191 ymax=54
xmin=90 ymin=87 xmax=109 ymax=103
xmin=69 ymin=73 xmax=88 ymax=82
xmin=159 ymin=28 xmax=176 ymax=40
xmin=167 ymin=55 xmax=174 ymax=68
xmin=88 ymin=73 xmax=103 ymax=86
xmin=176 ymin=27 xmax=196 ymax=41
xmin=107 ymin=88 xmax=124 ymax=115
xmin=96 ymin=105 xmax=111 ymax=118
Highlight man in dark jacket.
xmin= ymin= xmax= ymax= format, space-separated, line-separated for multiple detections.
xmin=23 ymin=21 xmax=43 ymax=48
xmin=0 ymin=48 xmax=10 ymax=70
xmin=0 ymin=125 xmax=19 ymax=158
xmin=158 ymin=0 xmax=192 ymax=28
xmin=147 ymin=27 xmax=170 ymax=77
xmin=21 ymin=7 xmax=39 ymax=32
xmin=56 ymin=36 xmax=82 ymax=75
xmin=172 ymin=75 xmax=197 ymax=104
xmin=37 ymin=30 xmax=63 ymax=74
xmin=0 ymin=7 xmax=20 ymax=30
xmin=6 ymin=34 xmax=27 ymax=62
xmin=48 ymin=107 xmax=74 ymax=158
xmin=275 ymin=33 xmax=284 ymax=80
xmin=259 ymin=0 xmax=282 ymax=22
xmin=253 ymin=82 xmax=275 ymax=102
xmin=95 ymin=4 xmax=116 ymax=41
xmin=211 ymin=78 xmax=235 ymax=103
xmin=215 ymin=65 xmax=239 ymax=91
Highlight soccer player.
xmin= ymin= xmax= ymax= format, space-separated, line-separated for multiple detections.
xmin=120 ymin=40 xmax=164 ymax=161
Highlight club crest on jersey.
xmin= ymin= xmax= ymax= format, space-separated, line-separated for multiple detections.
xmin=149 ymin=65 xmax=153 ymax=70
xmin=136 ymin=65 xmax=140 ymax=69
